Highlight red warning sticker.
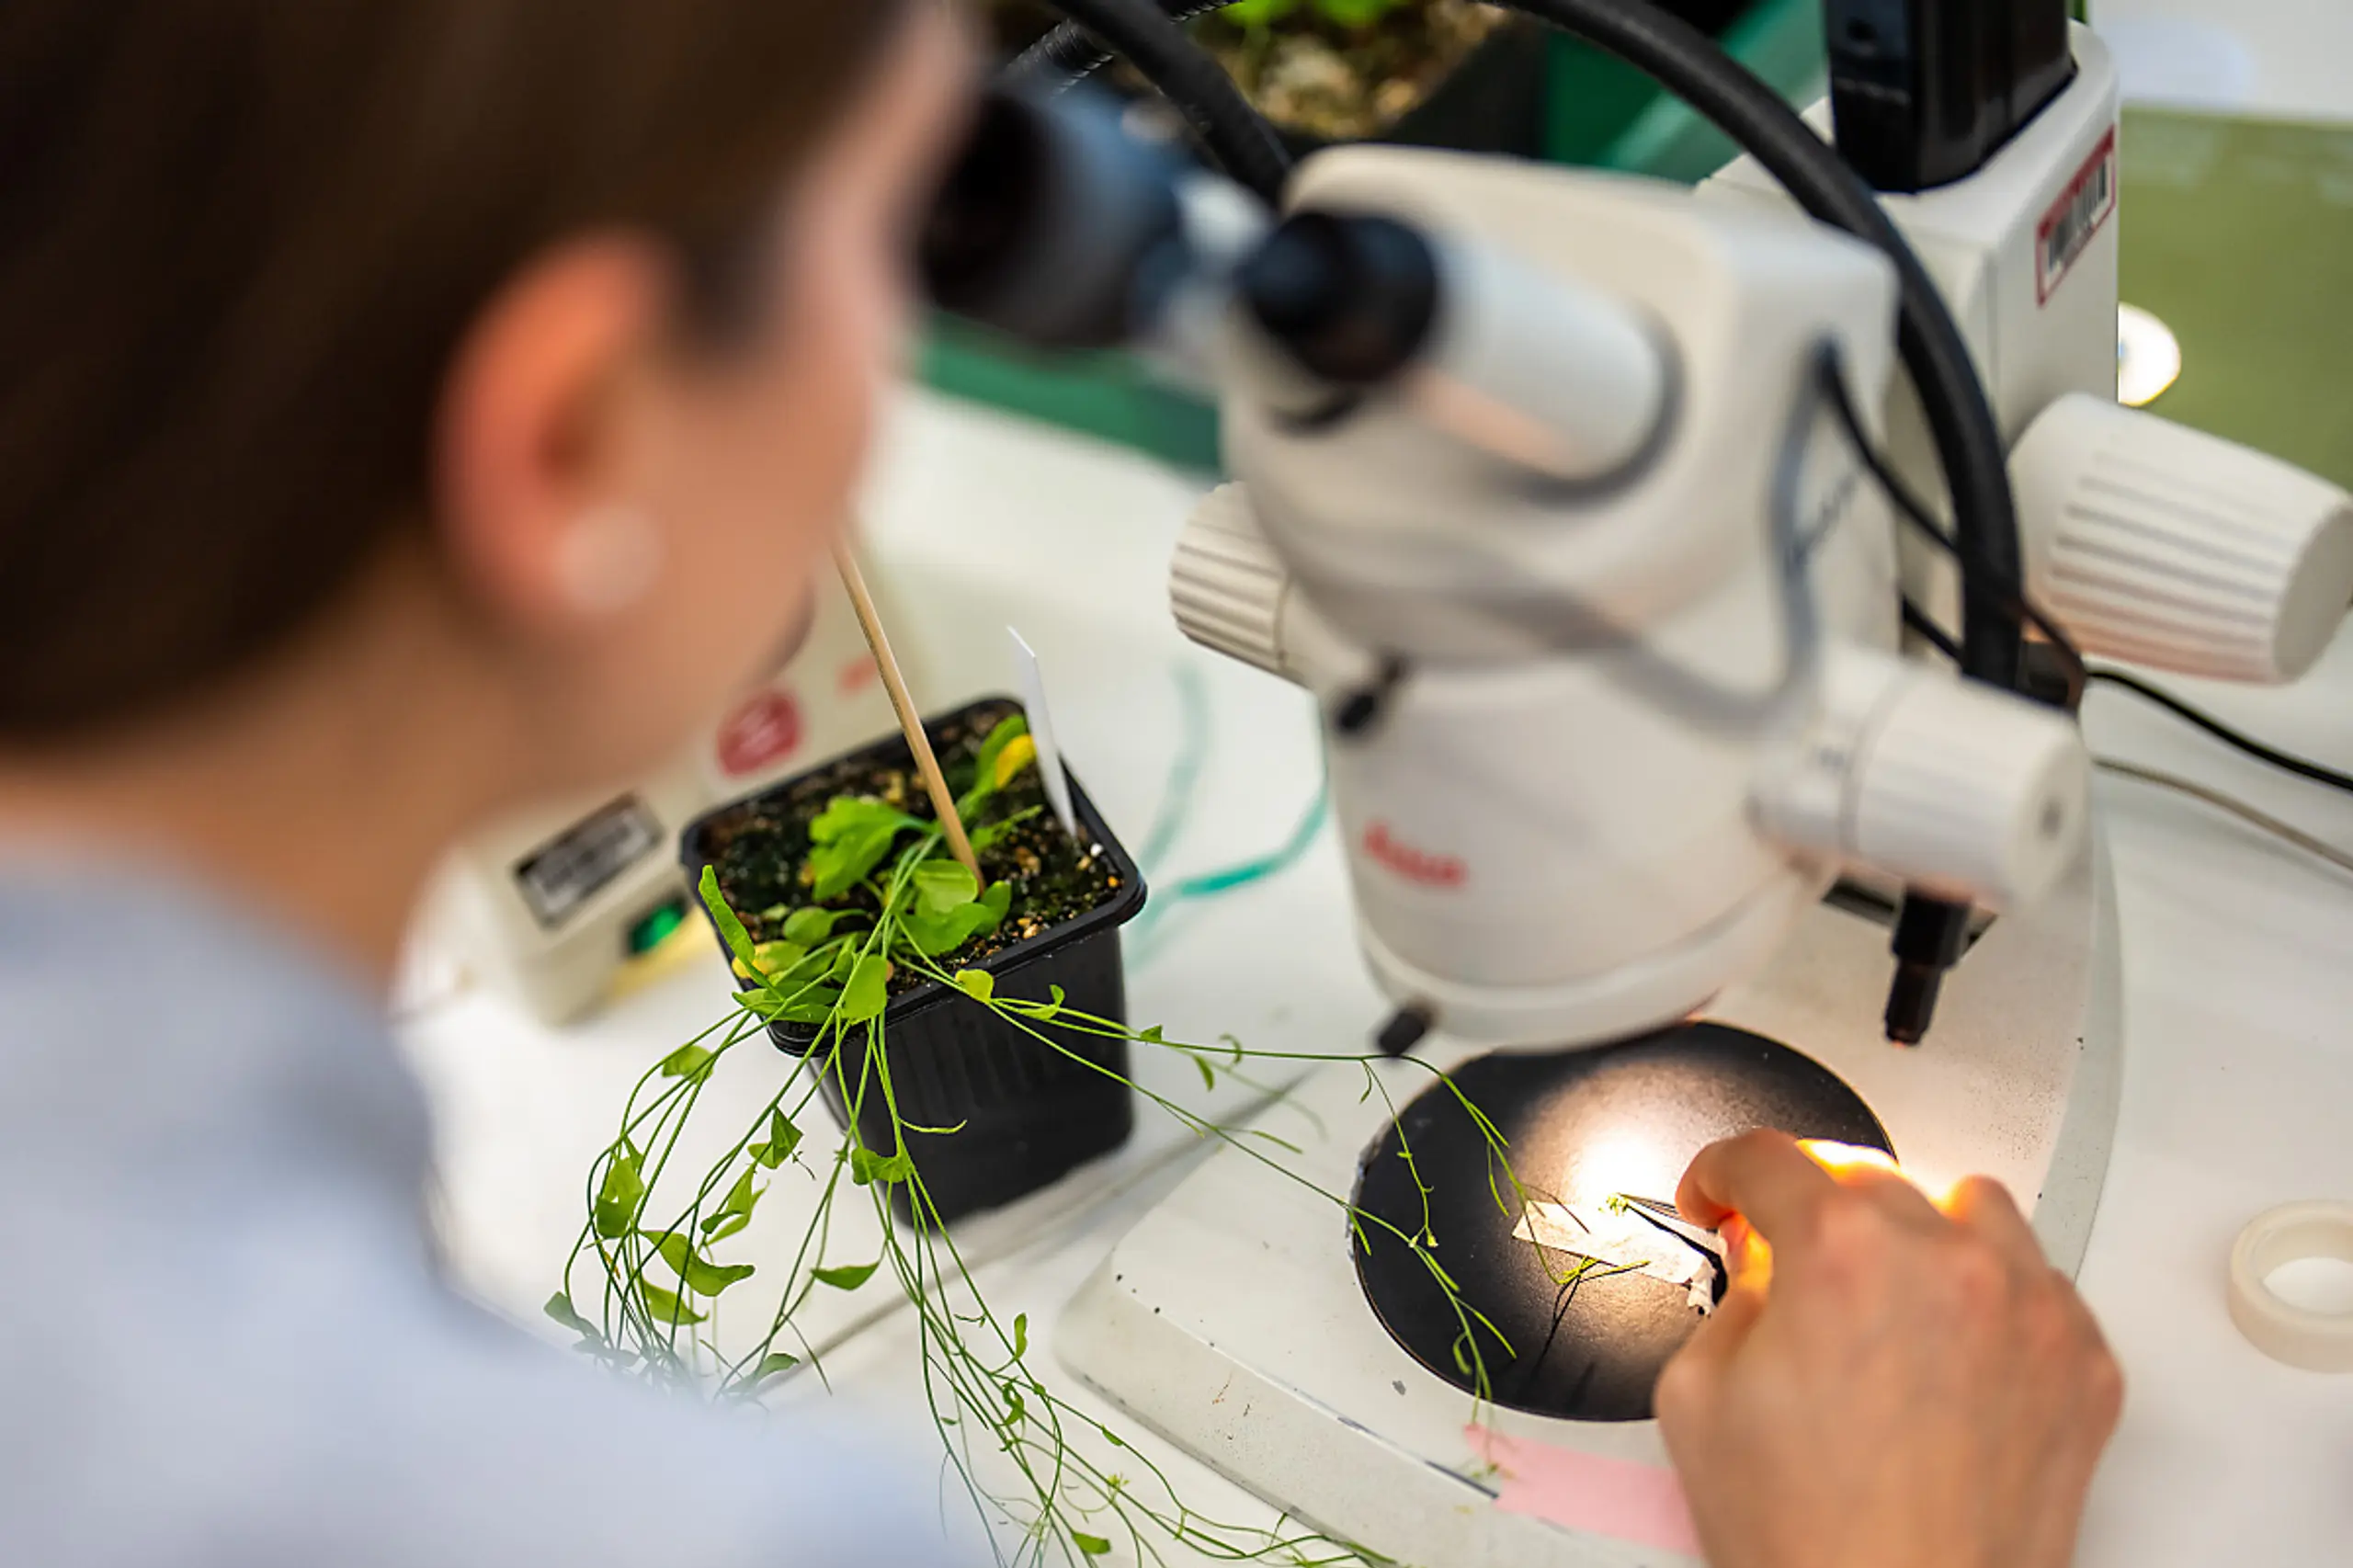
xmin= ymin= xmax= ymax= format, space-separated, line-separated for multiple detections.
xmin=2037 ymin=128 xmax=2118 ymax=305
xmin=715 ymin=687 xmax=804 ymax=778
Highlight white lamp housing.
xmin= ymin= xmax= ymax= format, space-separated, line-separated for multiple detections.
xmin=2011 ymin=393 xmax=2353 ymax=683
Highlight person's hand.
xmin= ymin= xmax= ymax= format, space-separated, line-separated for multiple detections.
xmin=1655 ymin=1131 xmax=2123 ymax=1568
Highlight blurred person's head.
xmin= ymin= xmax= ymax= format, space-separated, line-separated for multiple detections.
xmin=0 ymin=0 xmax=972 ymax=962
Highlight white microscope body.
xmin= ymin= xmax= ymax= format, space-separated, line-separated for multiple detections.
xmin=1050 ymin=26 xmax=2353 ymax=1568
xmin=1175 ymin=24 xmax=2352 ymax=1055
xmin=1177 ymin=151 xmax=2087 ymax=1051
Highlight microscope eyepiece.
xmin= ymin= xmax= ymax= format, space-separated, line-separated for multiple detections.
xmin=1237 ymin=211 xmax=1439 ymax=387
xmin=918 ymin=87 xmax=1189 ymax=351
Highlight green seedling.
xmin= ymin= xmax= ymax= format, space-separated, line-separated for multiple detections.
xmin=560 ymin=708 xmax=1540 ymax=1568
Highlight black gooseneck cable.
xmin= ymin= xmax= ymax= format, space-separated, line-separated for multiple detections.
xmin=1011 ymin=0 xmax=1235 ymax=85
xmin=1023 ymin=0 xmax=2032 ymax=1042
xmin=1012 ymin=0 xmax=1292 ymax=203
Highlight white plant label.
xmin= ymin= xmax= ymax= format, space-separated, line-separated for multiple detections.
xmin=1009 ymin=628 xmax=1079 ymax=840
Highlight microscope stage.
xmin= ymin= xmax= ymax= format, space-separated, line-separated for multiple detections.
xmin=1056 ymin=839 xmax=2120 ymax=1567
xmin=1355 ymin=1025 xmax=1892 ymax=1426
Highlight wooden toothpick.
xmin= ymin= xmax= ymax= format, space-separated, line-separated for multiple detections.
xmin=833 ymin=540 xmax=982 ymax=882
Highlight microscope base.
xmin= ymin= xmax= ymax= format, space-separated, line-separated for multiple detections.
xmin=1055 ymin=830 xmax=2120 ymax=1567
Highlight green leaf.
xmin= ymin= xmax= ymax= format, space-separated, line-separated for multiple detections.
xmin=543 ymin=1291 xmax=597 ymax=1338
xmin=573 ymin=1340 xmax=641 ymax=1370
xmin=898 ymin=894 xmax=1007 ymax=959
xmin=813 ymin=1261 xmax=879 ymax=1291
xmin=750 ymin=1351 xmax=801 ymax=1386
xmin=849 ymin=1145 xmax=917 ymax=1187
xmin=839 ymin=953 xmax=891 ymax=1023
xmin=1315 ymin=0 xmax=1403 ymax=26
xmin=972 ymin=713 xmax=1030 ymax=795
xmin=1222 ymin=0 xmax=1297 ymax=24
xmin=736 ymin=989 xmax=790 ymax=1020
xmin=911 ymin=858 xmax=980 ymax=915
xmin=780 ymin=992 xmax=840 ymax=1026
xmin=593 ymin=1142 xmax=645 ymax=1240
xmin=649 ymin=1230 xmax=756 ymax=1297
xmin=749 ymin=1108 xmax=802 ymax=1169
xmin=1138 ymin=1025 xmax=1165 ymax=1045
xmin=1072 ymin=1532 xmax=1113 ymax=1558
xmin=809 ymin=794 xmax=915 ymax=844
xmin=749 ymin=983 xmax=841 ymax=1026
xmin=1196 ymin=1056 xmax=1217 ymax=1092
xmin=830 ymin=945 xmax=859 ymax=982
xmin=658 ymin=1043 xmax=717 ymax=1083
xmin=971 ymin=806 xmax=1042 ymax=852
xmin=698 ymin=866 xmax=762 ymax=977
xmin=1012 ymin=1312 xmax=1029 ymax=1359
xmin=807 ymin=798 xmax=918 ymax=901
xmin=699 ymin=1167 xmax=765 ymax=1239
xmin=782 ymin=907 xmax=847 ymax=946
xmin=639 ymin=1278 xmax=704 ymax=1326
xmin=740 ymin=938 xmax=807 ymax=980
xmin=981 ymin=881 xmax=1012 ymax=920
xmin=954 ymin=969 xmax=995 ymax=1002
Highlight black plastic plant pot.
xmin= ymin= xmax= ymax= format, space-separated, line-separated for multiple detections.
xmin=679 ymin=698 xmax=1146 ymax=1225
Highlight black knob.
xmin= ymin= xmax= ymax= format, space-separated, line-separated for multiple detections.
xmin=1239 ymin=211 xmax=1440 ymax=386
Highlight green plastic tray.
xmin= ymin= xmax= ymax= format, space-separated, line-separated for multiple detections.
xmin=2118 ymin=108 xmax=2353 ymax=490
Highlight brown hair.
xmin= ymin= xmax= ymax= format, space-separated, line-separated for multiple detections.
xmin=0 ymin=0 xmax=911 ymax=737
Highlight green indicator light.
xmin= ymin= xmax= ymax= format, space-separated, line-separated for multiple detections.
xmin=627 ymin=897 xmax=688 ymax=958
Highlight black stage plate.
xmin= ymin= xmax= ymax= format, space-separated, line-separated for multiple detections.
xmin=1352 ymin=1022 xmax=1892 ymax=1422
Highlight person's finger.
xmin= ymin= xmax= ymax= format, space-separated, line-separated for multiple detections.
xmin=1676 ymin=1130 xmax=1839 ymax=1237
xmin=1655 ymin=1275 xmax=1766 ymax=1418
xmin=1800 ymin=1140 xmax=1944 ymax=1228
xmin=1940 ymin=1175 xmax=2045 ymax=1269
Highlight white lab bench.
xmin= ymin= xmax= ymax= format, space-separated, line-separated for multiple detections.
xmin=404 ymin=388 xmax=2353 ymax=1567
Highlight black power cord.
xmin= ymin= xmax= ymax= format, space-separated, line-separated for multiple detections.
xmin=1828 ymin=352 xmax=2353 ymax=806
xmin=1815 ymin=351 xmax=2089 ymax=703
xmin=1013 ymin=0 xmax=1292 ymax=203
xmin=2086 ymin=670 xmax=2353 ymax=800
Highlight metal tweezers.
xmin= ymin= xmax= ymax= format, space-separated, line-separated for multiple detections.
xmin=1618 ymin=1194 xmax=1731 ymax=1305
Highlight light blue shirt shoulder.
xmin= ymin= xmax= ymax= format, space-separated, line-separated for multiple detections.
xmin=0 ymin=861 xmax=956 ymax=1568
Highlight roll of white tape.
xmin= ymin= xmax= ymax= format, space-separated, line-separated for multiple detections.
xmin=2228 ymin=1201 xmax=2353 ymax=1373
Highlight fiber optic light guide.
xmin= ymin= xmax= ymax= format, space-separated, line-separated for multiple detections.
xmin=1351 ymin=1023 xmax=1892 ymax=1423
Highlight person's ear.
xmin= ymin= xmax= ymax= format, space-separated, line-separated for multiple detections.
xmin=433 ymin=235 xmax=675 ymax=636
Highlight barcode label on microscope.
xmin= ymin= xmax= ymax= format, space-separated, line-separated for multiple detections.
xmin=2038 ymin=129 xmax=2118 ymax=305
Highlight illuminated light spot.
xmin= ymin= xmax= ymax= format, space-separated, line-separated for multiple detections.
xmin=2118 ymin=303 xmax=2183 ymax=408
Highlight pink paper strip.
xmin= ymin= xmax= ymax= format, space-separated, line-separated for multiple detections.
xmin=1466 ymin=1426 xmax=1702 ymax=1558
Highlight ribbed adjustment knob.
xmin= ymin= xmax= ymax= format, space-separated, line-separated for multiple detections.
xmin=1170 ymin=483 xmax=1291 ymax=677
xmin=2013 ymin=394 xmax=2353 ymax=683
xmin=1852 ymin=667 xmax=2089 ymax=912
xmin=1757 ymin=647 xmax=2088 ymax=912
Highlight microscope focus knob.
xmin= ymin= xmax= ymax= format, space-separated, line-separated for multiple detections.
xmin=2012 ymin=394 xmax=2353 ymax=683
xmin=1169 ymin=485 xmax=1379 ymax=694
xmin=1758 ymin=648 xmax=2090 ymax=912
xmin=1171 ymin=484 xmax=1290 ymax=678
